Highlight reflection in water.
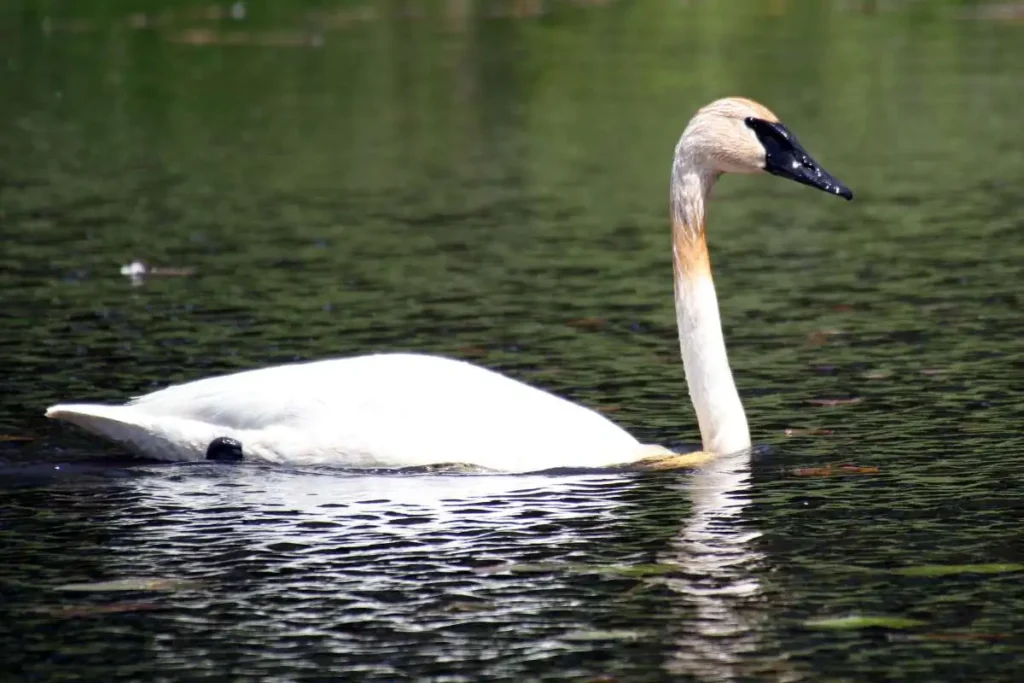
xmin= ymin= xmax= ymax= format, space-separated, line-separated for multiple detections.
xmin=5 ymin=447 xmax=1024 ymax=680
xmin=137 ymin=465 xmax=595 ymax=529
xmin=662 ymin=453 xmax=774 ymax=680
xmin=106 ymin=469 xmax=629 ymax=676
xmin=92 ymin=464 xmax=784 ymax=678
xmin=128 ymin=461 xmax=783 ymax=680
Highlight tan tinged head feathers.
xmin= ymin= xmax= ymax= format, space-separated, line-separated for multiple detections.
xmin=674 ymin=96 xmax=853 ymax=195
xmin=676 ymin=97 xmax=781 ymax=177
xmin=671 ymin=96 xmax=853 ymax=280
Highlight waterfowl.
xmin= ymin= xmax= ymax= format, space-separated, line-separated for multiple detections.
xmin=46 ymin=96 xmax=852 ymax=473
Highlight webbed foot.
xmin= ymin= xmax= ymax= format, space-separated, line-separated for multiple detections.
xmin=610 ymin=449 xmax=718 ymax=472
xmin=635 ymin=451 xmax=718 ymax=470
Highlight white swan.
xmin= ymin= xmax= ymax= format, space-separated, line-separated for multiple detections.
xmin=46 ymin=97 xmax=851 ymax=473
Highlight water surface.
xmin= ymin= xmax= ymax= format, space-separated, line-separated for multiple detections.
xmin=2 ymin=1 xmax=1023 ymax=680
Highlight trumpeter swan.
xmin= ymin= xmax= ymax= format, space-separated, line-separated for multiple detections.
xmin=46 ymin=97 xmax=851 ymax=472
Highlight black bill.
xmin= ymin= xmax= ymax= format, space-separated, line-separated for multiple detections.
xmin=745 ymin=117 xmax=853 ymax=200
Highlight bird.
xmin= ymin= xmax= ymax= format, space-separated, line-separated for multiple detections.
xmin=46 ymin=96 xmax=852 ymax=473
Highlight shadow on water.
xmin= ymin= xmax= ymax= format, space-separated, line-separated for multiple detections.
xmin=2 ymin=0 xmax=1024 ymax=680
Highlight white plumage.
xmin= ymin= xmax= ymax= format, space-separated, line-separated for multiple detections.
xmin=47 ymin=353 xmax=648 ymax=472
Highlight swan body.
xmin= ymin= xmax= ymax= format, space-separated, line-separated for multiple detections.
xmin=47 ymin=353 xmax=660 ymax=471
xmin=46 ymin=97 xmax=851 ymax=472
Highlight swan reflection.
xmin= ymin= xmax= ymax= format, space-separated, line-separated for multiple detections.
xmin=661 ymin=453 xmax=778 ymax=680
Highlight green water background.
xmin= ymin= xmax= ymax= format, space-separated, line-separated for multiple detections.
xmin=1 ymin=1 xmax=1023 ymax=680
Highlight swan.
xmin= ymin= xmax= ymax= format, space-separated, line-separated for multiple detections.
xmin=45 ymin=97 xmax=852 ymax=473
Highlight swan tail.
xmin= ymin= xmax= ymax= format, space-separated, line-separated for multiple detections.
xmin=45 ymin=403 xmax=207 ymax=462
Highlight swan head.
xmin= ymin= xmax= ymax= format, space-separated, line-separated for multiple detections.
xmin=679 ymin=97 xmax=853 ymax=200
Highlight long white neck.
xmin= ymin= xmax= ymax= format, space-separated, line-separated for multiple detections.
xmin=670 ymin=154 xmax=751 ymax=454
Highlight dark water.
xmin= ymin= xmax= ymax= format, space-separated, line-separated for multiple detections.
xmin=2 ymin=1 xmax=1024 ymax=680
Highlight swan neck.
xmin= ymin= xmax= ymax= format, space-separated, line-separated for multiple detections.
xmin=670 ymin=159 xmax=750 ymax=455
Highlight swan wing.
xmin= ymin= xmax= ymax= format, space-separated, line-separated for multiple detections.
xmin=47 ymin=353 xmax=642 ymax=471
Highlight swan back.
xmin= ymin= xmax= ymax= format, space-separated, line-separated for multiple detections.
xmin=49 ymin=353 xmax=643 ymax=471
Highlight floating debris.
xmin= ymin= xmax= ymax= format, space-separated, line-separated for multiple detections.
xmin=784 ymin=428 xmax=835 ymax=436
xmin=566 ymin=317 xmax=607 ymax=331
xmin=862 ymin=369 xmax=893 ymax=380
xmin=804 ymin=615 xmax=927 ymax=631
xmin=892 ymin=563 xmax=1024 ymax=577
xmin=120 ymin=259 xmax=197 ymax=286
xmin=808 ymin=397 xmax=864 ymax=407
xmin=792 ymin=464 xmax=880 ymax=477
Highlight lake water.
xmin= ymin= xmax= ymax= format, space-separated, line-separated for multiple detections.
xmin=2 ymin=1 xmax=1023 ymax=680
